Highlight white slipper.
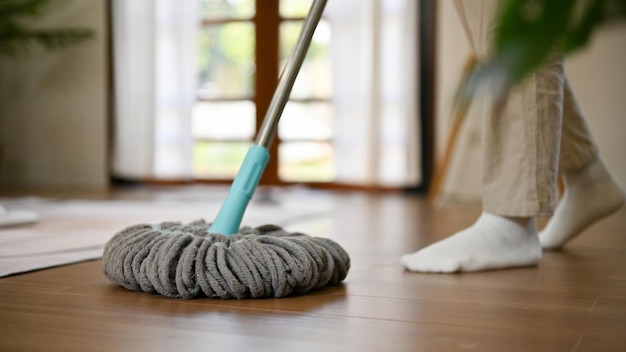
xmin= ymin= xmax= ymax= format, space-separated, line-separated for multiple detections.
xmin=0 ymin=205 xmax=39 ymax=228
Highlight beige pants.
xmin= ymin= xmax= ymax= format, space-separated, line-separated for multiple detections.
xmin=455 ymin=0 xmax=598 ymax=216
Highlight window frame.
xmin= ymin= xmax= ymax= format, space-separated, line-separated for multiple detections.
xmin=195 ymin=0 xmax=335 ymax=185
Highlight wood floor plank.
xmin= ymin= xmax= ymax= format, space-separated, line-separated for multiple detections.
xmin=0 ymin=269 xmax=582 ymax=352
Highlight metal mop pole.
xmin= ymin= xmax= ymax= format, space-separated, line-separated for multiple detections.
xmin=209 ymin=0 xmax=328 ymax=236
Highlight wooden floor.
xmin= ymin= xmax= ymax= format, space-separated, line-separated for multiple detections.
xmin=1 ymin=187 xmax=625 ymax=351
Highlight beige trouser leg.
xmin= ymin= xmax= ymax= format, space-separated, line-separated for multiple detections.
xmin=455 ymin=0 xmax=598 ymax=216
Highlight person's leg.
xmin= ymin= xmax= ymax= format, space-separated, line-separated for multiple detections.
xmin=403 ymin=0 xmax=558 ymax=272
xmin=539 ymin=78 xmax=625 ymax=250
xmin=402 ymin=58 xmax=564 ymax=272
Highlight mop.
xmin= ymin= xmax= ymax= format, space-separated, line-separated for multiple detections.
xmin=102 ymin=0 xmax=350 ymax=299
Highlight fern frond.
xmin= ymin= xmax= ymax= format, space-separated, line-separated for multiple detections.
xmin=33 ymin=28 xmax=93 ymax=51
xmin=0 ymin=0 xmax=94 ymax=58
xmin=0 ymin=0 xmax=55 ymax=20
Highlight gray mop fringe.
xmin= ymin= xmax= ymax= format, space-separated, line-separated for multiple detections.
xmin=102 ymin=221 xmax=350 ymax=299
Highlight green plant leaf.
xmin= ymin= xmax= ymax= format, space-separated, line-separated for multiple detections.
xmin=0 ymin=0 xmax=53 ymax=20
xmin=0 ymin=0 xmax=94 ymax=58
xmin=457 ymin=0 xmax=626 ymax=109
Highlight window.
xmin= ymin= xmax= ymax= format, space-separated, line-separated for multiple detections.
xmin=193 ymin=0 xmax=334 ymax=184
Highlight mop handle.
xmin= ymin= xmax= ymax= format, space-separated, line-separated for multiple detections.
xmin=208 ymin=0 xmax=328 ymax=236
xmin=256 ymin=0 xmax=328 ymax=147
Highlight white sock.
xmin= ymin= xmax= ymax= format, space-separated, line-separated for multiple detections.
xmin=539 ymin=158 xmax=625 ymax=250
xmin=401 ymin=212 xmax=541 ymax=273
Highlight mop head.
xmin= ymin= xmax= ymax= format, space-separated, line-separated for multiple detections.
xmin=102 ymin=220 xmax=350 ymax=299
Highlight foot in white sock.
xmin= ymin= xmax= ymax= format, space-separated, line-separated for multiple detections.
xmin=540 ymin=158 xmax=625 ymax=250
xmin=401 ymin=212 xmax=541 ymax=273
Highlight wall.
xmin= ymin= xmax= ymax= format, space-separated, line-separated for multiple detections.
xmin=565 ymin=24 xmax=626 ymax=192
xmin=435 ymin=0 xmax=484 ymax=201
xmin=0 ymin=0 xmax=108 ymax=191
xmin=436 ymin=0 xmax=626 ymax=202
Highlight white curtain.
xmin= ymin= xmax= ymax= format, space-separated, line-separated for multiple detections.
xmin=111 ymin=0 xmax=198 ymax=180
xmin=326 ymin=0 xmax=421 ymax=187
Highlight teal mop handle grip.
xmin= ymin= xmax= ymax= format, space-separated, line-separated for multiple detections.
xmin=208 ymin=144 xmax=270 ymax=236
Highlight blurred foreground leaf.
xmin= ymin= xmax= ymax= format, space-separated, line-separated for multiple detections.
xmin=458 ymin=0 xmax=626 ymax=107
